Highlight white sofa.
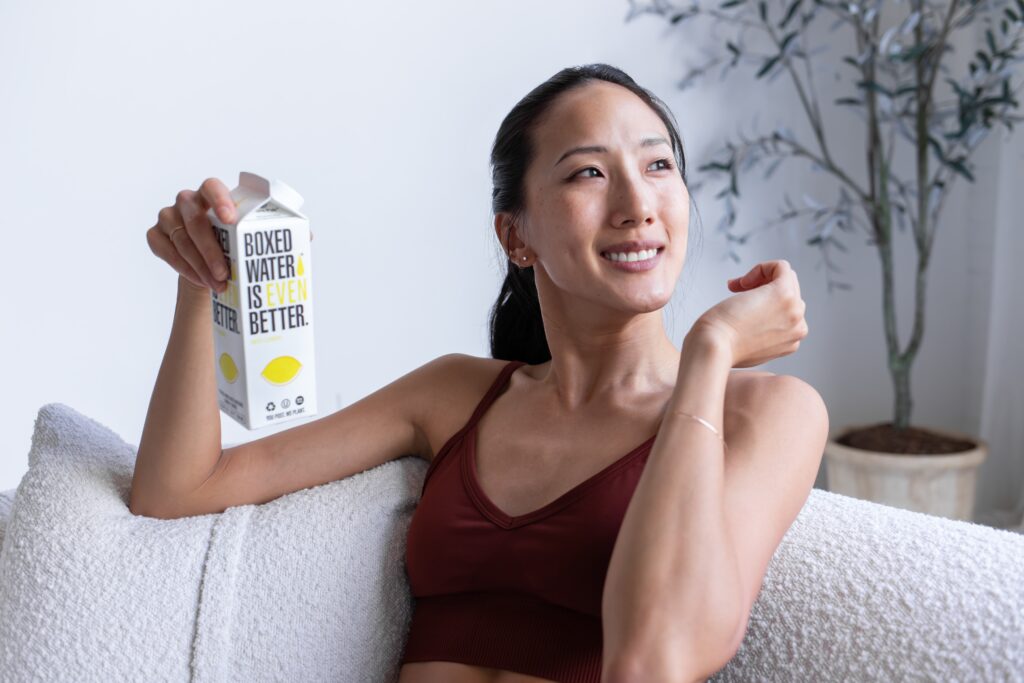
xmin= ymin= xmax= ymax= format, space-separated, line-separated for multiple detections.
xmin=1 ymin=403 xmax=1022 ymax=682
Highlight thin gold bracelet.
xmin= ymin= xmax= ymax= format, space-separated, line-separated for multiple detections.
xmin=670 ymin=410 xmax=728 ymax=450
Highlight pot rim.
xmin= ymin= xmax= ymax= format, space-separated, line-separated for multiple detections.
xmin=826 ymin=422 xmax=987 ymax=466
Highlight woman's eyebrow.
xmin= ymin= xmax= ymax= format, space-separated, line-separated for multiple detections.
xmin=554 ymin=136 xmax=670 ymax=168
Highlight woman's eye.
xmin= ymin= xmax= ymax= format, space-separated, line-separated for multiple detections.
xmin=572 ymin=158 xmax=675 ymax=179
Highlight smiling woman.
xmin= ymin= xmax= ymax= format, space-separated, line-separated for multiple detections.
xmin=396 ymin=63 xmax=740 ymax=683
xmin=131 ymin=59 xmax=813 ymax=683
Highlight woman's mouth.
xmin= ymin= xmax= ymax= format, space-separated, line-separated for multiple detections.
xmin=600 ymin=247 xmax=664 ymax=272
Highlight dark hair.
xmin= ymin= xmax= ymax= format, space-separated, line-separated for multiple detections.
xmin=487 ymin=63 xmax=691 ymax=364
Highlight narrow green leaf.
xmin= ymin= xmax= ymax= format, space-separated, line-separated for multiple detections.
xmin=759 ymin=1 xmax=767 ymax=22
xmin=986 ymin=29 xmax=997 ymax=54
xmin=976 ymin=50 xmax=992 ymax=70
xmin=829 ymin=237 xmax=849 ymax=254
xmin=950 ymin=159 xmax=975 ymax=181
xmin=978 ymin=95 xmax=1011 ymax=107
xmin=779 ymin=0 xmax=803 ymax=28
xmin=946 ymin=77 xmax=970 ymax=100
xmin=835 ymin=97 xmax=863 ymax=106
xmin=895 ymin=44 xmax=929 ymax=62
xmin=927 ymin=135 xmax=946 ymax=162
xmin=756 ymin=54 xmax=781 ymax=78
xmin=779 ymin=31 xmax=798 ymax=54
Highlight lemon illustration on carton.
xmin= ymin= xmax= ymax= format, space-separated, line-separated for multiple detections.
xmin=261 ymin=355 xmax=302 ymax=385
xmin=219 ymin=353 xmax=239 ymax=383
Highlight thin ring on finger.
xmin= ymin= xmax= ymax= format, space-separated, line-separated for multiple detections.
xmin=167 ymin=224 xmax=214 ymax=288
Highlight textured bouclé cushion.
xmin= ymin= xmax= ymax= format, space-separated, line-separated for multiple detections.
xmin=0 ymin=403 xmax=426 ymax=682
xmin=0 ymin=487 xmax=15 ymax=551
xmin=1 ymin=403 xmax=1024 ymax=681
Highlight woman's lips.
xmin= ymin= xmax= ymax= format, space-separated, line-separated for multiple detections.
xmin=600 ymin=247 xmax=664 ymax=272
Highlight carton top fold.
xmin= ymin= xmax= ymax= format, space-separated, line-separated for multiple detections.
xmin=229 ymin=171 xmax=307 ymax=221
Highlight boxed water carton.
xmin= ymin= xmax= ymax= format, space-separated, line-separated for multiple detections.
xmin=208 ymin=171 xmax=317 ymax=430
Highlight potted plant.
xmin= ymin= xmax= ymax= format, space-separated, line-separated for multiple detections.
xmin=626 ymin=0 xmax=1023 ymax=520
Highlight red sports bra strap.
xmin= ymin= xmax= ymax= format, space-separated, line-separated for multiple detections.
xmin=465 ymin=359 xmax=525 ymax=429
xmin=418 ymin=359 xmax=527 ymax=495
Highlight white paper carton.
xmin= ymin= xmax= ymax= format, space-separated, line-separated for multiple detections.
xmin=208 ymin=171 xmax=317 ymax=430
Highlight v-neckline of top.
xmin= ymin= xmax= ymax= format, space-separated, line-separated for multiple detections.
xmin=462 ymin=360 xmax=660 ymax=529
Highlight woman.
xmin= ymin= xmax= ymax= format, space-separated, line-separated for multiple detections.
xmin=131 ymin=63 xmax=827 ymax=683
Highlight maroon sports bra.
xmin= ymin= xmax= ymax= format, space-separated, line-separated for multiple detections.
xmin=401 ymin=359 xmax=662 ymax=683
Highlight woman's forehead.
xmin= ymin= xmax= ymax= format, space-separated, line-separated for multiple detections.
xmin=536 ymin=85 xmax=667 ymax=155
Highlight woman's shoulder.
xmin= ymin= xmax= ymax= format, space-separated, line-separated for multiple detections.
xmin=726 ymin=368 xmax=776 ymax=406
xmin=416 ymin=354 xmax=521 ymax=462
xmin=433 ymin=354 xmax=517 ymax=385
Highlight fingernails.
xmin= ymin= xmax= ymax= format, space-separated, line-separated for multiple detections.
xmin=218 ymin=204 xmax=234 ymax=222
xmin=214 ymin=263 xmax=228 ymax=279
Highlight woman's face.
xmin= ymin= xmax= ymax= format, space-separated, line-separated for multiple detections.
xmin=514 ymin=80 xmax=690 ymax=316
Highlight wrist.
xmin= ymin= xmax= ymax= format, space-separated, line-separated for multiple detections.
xmin=177 ymin=275 xmax=211 ymax=306
xmin=682 ymin=323 xmax=734 ymax=369
xmin=666 ymin=329 xmax=733 ymax=443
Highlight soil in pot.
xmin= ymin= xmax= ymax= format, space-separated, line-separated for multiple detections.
xmin=838 ymin=422 xmax=977 ymax=455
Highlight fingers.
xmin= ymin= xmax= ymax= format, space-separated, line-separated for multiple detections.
xmin=176 ymin=188 xmax=229 ymax=290
xmin=150 ymin=176 xmax=311 ymax=291
xmin=147 ymin=223 xmax=205 ymax=290
xmin=728 ymin=259 xmax=794 ymax=290
xmin=727 ymin=261 xmax=772 ymax=290
xmin=762 ymin=259 xmax=790 ymax=284
xmin=197 ymin=177 xmax=236 ymax=224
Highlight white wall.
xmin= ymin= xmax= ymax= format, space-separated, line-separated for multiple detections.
xmin=1 ymin=0 xmax=1018 ymax=525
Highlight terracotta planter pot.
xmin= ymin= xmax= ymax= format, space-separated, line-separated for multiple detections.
xmin=824 ymin=423 xmax=988 ymax=522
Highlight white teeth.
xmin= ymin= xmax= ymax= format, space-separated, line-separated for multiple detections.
xmin=603 ymin=248 xmax=659 ymax=262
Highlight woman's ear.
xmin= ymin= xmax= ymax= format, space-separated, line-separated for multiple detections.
xmin=493 ymin=213 xmax=511 ymax=252
xmin=494 ymin=213 xmax=528 ymax=257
